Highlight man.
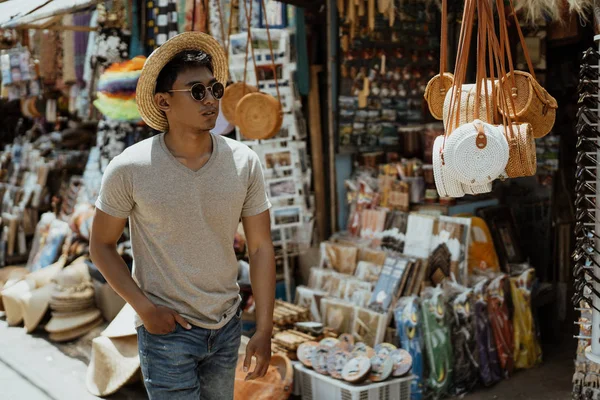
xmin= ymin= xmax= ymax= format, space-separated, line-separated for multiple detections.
xmin=90 ymin=32 xmax=276 ymax=400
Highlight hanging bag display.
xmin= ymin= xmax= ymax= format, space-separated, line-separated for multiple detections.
xmin=221 ymin=0 xmax=259 ymax=125
xmin=234 ymin=0 xmax=283 ymax=140
xmin=495 ymin=0 xmax=557 ymax=138
xmin=424 ymin=0 xmax=453 ymax=120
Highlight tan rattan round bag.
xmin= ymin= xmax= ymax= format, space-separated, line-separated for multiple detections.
xmin=235 ymin=0 xmax=283 ymax=140
xmin=504 ymin=123 xmax=536 ymax=178
xmin=222 ymin=83 xmax=258 ymax=125
xmin=424 ymin=0 xmax=453 ymax=120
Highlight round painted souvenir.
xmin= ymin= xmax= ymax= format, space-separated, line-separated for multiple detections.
xmin=342 ymin=356 xmax=372 ymax=383
xmin=326 ymin=350 xmax=351 ymax=379
xmin=297 ymin=341 xmax=319 ymax=368
xmin=312 ymin=346 xmax=331 ymax=375
xmin=336 ymin=334 xmax=355 ymax=352
xmin=319 ymin=337 xmax=340 ymax=349
xmin=369 ymin=354 xmax=394 ymax=382
xmin=374 ymin=343 xmax=397 ymax=357
xmin=389 ymin=349 xmax=413 ymax=377
xmin=351 ymin=342 xmax=375 ymax=358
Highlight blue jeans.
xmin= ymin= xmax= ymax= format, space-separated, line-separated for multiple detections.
xmin=137 ymin=311 xmax=242 ymax=400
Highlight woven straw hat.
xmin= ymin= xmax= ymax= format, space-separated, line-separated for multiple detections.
xmin=444 ymin=120 xmax=509 ymax=186
xmin=101 ymin=303 xmax=137 ymax=338
xmin=20 ymin=284 xmax=55 ymax=333
xmin=49 ymin=317 xmax=104 ymax=342
xmin=86 ymin=335 xmax=140 ymax=397
xmin=136 ymin=32 xmax=228 ymax=132
xmin=1 ymin=280 xmax=34 ymax=325
xmin=46 ymin=308 xmax=102 ymax=333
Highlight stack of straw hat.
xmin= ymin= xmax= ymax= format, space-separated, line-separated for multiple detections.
xmin=86 ymin=303 xmax=141 ymax=397
xmin=45 ymin=260 xmax=103 ymax=342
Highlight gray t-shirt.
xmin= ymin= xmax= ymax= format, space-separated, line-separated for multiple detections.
xmin=95 ymin=133 xmax=271 ymax=329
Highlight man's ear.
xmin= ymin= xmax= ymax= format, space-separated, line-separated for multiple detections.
xmin=154 ymin=93 xmax=171 ymax=112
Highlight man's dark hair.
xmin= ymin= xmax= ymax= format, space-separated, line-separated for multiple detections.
xmin=155 ymin=50 xmax=214 ymax=93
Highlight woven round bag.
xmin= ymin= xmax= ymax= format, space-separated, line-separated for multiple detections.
xmin=462 ymin=182 xmax=492 ymax=195
xmin=221 ymin=82 xmax=258 ymax=125
xmin=496 ymin=72 xmax=558 ymax=139
xmin=235 ymin=92 xmax=283 ymax=140
xmin=442 ymin=80 xmax=496 ymax=131
xmin=424 ymin=73 xmax=454 ymax=120
xmin=433 ymin=136 xmax=464 ymax=198
xmin=505 ymin=123 xmax=537 ymax=178
xmin=444 ymin=120 xmax=509 ymax=186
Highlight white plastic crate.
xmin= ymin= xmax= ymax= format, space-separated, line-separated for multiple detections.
xmin=294 ymin=363 xmax=412 ymax=400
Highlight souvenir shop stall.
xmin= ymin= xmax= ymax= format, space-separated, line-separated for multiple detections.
xmin=278 ymin=1 xmax=576 ymax=400
xmin=0 ymin=0 xmax=320 ymax=398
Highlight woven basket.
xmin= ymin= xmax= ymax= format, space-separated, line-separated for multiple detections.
xmin=505 ymin=123 xmax=537 ymax=178
xmin=221 ymin=83 xmax=258 ymax=125
xmin=424 ymin=72 xmax=454 ymax=120
xmin=496 ymin=71 xmax=557 ymax=139
xmin=433 ymin=136 xmax=464 ymax=198
xmin=442 ymin=80 xmax=497 ymax=131
xmin=444 ymin=120 xmax=509 ymax=186
xmin=236 ymin=92 xmax=283 ymax=140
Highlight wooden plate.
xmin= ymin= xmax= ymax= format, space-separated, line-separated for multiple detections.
xmin=369 ymin=354 xmax=394 ymax=382
xmin=327 ymin=350 xmax=351 ymax=379
xmin=374 ymin=343 xmax=397 ymax=357
xmin=312 ymin=345 xmax=331 ymax=375
xmin=337 ymin=333 xmax=355 ymax=352
xmin=390 ymin=349 xmax=413 ymax=377
xmin=319 ymin=338 xmax=340 ymax=349
xmin=342 ymin=356 xmax=372 ymax=383
xmin=351 ymin=342 xmax=375 ymax=358
xmin=297 ymin=341 xmax=319 ymax=368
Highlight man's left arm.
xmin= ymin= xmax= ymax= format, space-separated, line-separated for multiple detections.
xmin=241 ymin=210 xmax=275 ymax=380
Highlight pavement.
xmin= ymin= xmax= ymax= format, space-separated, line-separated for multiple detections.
xmin=0 ymin=315 xmax=575 ymax=400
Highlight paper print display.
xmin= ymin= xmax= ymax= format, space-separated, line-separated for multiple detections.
xmin=271 ymin=206 xmax=302 ymax=228
xmin=404 ymin=213 xmax=435 ymax=259
xmin=369 ymin=256 xmax=410 ymax=313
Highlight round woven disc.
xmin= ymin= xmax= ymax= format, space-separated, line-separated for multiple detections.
xmin=326 ymin=350 xmax=351 ymax=379
xmin=445 ymin=120 xmax=509 ymax=186
xmin=390 ymin=349 xmax=413 ymax=377
xmin=235 ymin=93 xmax=283 ymax=140
xmin=462 ymin=182 xmax=492 ymax=195
xmin=342 ymin=356 xmax=371 ymax=383
xmin=136 ymin=32 xmax=229 ymax=132
xmin=297 ymin=341 xmax=319 ymax=368
xmin=312 ymin=346 xmax=331 ymax=375
xmin=425 ymin=73 xmax=454 ymax=120
xmin=369 ymin=354 xmax=394 ymax=382
xmin=221 ymin=83 xmax=258 ymax=125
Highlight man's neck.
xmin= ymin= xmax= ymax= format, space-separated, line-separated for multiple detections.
xmin=164 ymin=128 xmax=212 ymax=158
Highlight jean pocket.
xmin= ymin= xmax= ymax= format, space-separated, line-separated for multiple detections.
xmin=142 ymin=324 xmax=178 ymax=337
xmin=234 ymin=307 xmax=243 ymax=321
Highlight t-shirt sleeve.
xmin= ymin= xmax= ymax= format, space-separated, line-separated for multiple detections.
xmin=242 ymin=152 xmax=271 ymax=217
xmin=95 ymin=156 xmax=134 ymax=219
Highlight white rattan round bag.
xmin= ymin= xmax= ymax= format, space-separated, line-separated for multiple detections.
xmin=433 ymin=136 xmax=464 ymax=198
xmin=444 ymin=120 xmax=509 ymax=186
xmin=462 ymin=182 xmax=492 ymax=195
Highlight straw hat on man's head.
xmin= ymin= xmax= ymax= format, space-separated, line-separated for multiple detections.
xmin=135 ymin=32 xmax=228 ymax=132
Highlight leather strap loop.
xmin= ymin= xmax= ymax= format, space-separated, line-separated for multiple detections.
xmin=260 ymin=0 xmax=283 ymax=105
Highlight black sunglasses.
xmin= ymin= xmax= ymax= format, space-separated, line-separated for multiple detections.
xmin=575 ymin=224 xmax=600 ymax=241
xmin=572 ymin=293 xmax=600 ymax=313
xmin=577 ymin=136 xmax=600 ymax=151
xmin=575 ymin=193 xmax=598 ymax=209
xmin=169 ymin=82 xmax=225 ymax=102
xmin=576 ymin=152 xmax=598 ymax=166
xmin=582 ymin=48 xmax=600 ymax=62
xmin=576 ymin=180 xmax=596 ymax=194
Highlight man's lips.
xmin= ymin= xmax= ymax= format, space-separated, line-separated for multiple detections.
xmin=201 ymin=109 xmax=217 ymax=116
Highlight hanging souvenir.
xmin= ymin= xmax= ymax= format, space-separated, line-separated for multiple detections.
xmin=395 ymin=296 xmax=424 ymax=400
xmin=510 ymin=268 xmax=542 ymax=369
xmin=421 ymin=286 xmax=453 ymax=399
xmin=473 ymin=279 xmax=502 ymax=386
xmin=487 ymin=274 xmax=514 ymax=377
xmin=235 ymin=0 xmax=283 ymax=139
